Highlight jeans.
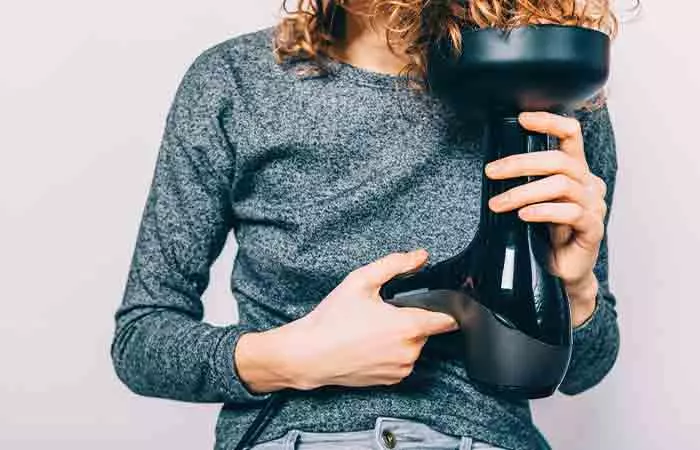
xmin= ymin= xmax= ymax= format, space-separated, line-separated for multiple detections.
xmin=248 ymin=416 xmax=509 ymax=449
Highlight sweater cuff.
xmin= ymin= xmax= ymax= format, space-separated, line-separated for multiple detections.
xmin=571 ymin=286 xmax=602 ymax=338
xmin=559 ymin=283 xmax=619 ymax=395
xmin=213 ymin=324 xmax=273 ymax=403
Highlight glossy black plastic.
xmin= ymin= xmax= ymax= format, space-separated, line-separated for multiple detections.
xmin=428 ymin=24 xmax=610 ymax=114
xmin=380 ymin=25 xmax=611 ymax=399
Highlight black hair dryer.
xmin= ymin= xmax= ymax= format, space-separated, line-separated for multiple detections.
xmin=379 ymin=25 xmax=611 ymax=399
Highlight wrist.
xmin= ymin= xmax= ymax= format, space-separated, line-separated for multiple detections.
xmin=565 ymin=271 xmax=599 ymax=328
xmin=234 ymin=323 xmax=307 ymax=394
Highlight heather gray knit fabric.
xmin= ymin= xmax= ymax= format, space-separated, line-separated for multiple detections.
xmin=110 ymin=27 xmax=620 ymax=450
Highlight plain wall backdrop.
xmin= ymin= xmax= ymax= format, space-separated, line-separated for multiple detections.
xmin=1 ymin=1 xmax=698 ymax=448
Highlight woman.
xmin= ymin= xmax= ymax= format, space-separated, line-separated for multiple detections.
xmin=110 ymin=1 xmax=621 ymax=449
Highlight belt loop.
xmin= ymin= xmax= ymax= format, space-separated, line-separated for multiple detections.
xmin=283 ymin=429 xmax=301 ymax=450
xmin=458 ymin=436 xmax=473 ymax=450
xmin=373 ymin=416 xmax=387 ymax=447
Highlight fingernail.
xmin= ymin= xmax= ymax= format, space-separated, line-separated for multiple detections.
xmin=485 ymin=162 xmax=502 ymax=175
xmin=491 ymin=193 xmax=509 ymax=207
xmin=519 ymin=206 xmax=535 ymax=217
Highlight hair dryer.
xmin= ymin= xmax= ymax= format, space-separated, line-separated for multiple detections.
xmin=379 ymin=25 xmax=611 ymax=399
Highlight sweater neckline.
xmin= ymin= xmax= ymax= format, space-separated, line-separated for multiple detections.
xmin=322 ymin=57 xmax=418 ymax=90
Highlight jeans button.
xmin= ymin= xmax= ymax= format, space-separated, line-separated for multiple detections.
xmin=381 ymin=429 xmax=397 ymax=449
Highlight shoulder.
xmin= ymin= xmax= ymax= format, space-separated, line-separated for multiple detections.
xmin=210 ymin=26 xmax=277 ymax=70
xmin=163 ymin=28 xmax=281 ymax=135
xmin=181 ymin=26 xmax=288 ymax=91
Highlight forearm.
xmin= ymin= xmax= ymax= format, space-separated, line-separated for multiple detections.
xmin=556 ymin=103 xmax=620 ymax=395
xmin=111 ymin=307 xmax=270 ymax=404
xmin=558 ymin=278 xmax=620 ymax=395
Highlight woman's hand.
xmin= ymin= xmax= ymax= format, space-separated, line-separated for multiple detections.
xmin=234 ymin=249 xmax=458 ymax=394
xmin=484 ymin=112 xmax=606 ymax=327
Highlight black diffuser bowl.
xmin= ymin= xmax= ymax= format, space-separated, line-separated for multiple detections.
xmin=380 ymin=25 xmax=610 ymax=399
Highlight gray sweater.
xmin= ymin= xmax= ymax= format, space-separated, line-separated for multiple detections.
xmin=111 ymin=27 xmax=620 ymax=450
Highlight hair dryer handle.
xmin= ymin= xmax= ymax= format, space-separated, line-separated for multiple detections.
xmin=385 ymin=289 xmax=472 ymax=324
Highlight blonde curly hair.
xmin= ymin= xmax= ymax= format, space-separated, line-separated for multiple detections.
xmin=273 ymin=0 xmax=619 ymax=88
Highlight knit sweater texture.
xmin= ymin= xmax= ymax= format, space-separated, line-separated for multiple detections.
xmin=111 ymin=27 xmax=620 ymax=450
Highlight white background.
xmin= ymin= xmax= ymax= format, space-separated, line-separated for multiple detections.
xmin=1 ymin=1 xmax=698 ymax=448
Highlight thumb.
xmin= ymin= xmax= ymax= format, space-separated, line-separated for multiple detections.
xmin=406 ymin=309 xmax=459 ymax=337
xmin=350 ymin=249 xmax=429 ymax=290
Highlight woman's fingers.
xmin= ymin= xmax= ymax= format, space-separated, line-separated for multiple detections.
xmin=518 ymin=111 xmax=586 ymax=158
xmin=518 ymin=201 xmax=604 ymax=243
xmin=485 ymin=150 xmax=589 ymax=184
xmin=489 ymin=173 xmax=592 ymax=213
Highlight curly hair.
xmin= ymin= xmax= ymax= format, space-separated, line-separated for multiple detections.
xmin=273 ymin=0 xmax=620 ymax=91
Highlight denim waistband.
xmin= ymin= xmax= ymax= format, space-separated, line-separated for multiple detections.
xmin=248 ymin=416 xmax=507 ymax=450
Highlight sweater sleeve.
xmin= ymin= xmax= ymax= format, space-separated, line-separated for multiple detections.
xmin=110 ymin=46 xmax=271 ymax=404
xmin=558 ymin=102 xmax=621 ymax=395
